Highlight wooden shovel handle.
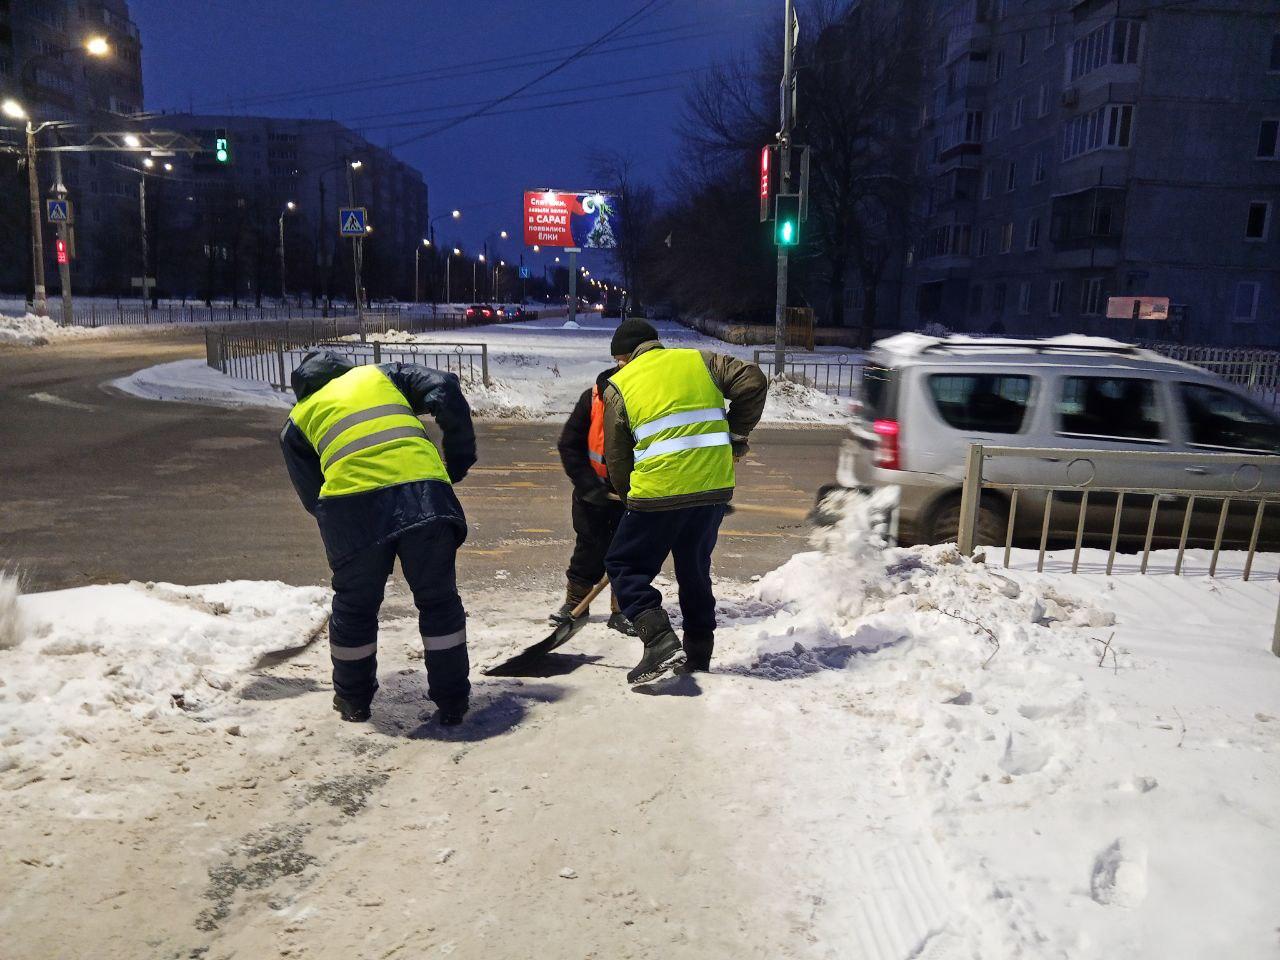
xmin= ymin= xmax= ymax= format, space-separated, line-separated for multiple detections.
xmin=571 ymin=576 xmax=610 ymax=618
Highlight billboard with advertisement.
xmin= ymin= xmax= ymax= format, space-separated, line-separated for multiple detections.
xmin=524 ymin=190 xmax=620 ymax=249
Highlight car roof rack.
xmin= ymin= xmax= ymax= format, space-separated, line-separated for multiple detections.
xmin=917 ymin=337 xmax=1142 ymax=356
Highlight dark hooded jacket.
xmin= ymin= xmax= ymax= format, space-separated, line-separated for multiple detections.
xmin=280 ymin=351 xmax=475 ymax=568
xmin=557 ymin=366 xmax=618 ymax=500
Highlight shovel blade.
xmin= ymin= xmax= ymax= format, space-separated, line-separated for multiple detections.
xmin=482 ymin=615 xmax=590 ymax=676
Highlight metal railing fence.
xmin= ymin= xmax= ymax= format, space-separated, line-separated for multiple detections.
xmin=956 ymin=443 xmax=1279 ymax=577
xmin=1147 ymin=343 xmax=1280 ymax=408
xmin=752 ymin=349 xmax=862 ymax=397
xmin=39 ymin=301 xmax=547 ymax=330
xmin=207 ymin=332 xmax=489 ymax=391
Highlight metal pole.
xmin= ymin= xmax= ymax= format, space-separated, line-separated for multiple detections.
xmin=472 ymin=260 xmax=477 ymax=301
xmin=772 ymin=0 xmax=796 ymax=376
xmin=568 ymin=249 xmax=578 ymax=326
xmin=446 ymin=253 xmax=451 ymax=305
xmin=346 ymin=160 xmax=363 ymax=327
xmin=139 ymin=176 xmax=150 ymax=325
xmin=414 ymin=247 xmax=420 ymax=303
xmin=26 ymin=121 xmax=47 ymax=316
xmin=278 ymin=213 xmax=287 ymax=301
xmin=51 ymin=148 xmax=72 ymax=327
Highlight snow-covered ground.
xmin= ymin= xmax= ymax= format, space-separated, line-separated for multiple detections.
xmin=112 ymin=316 xmax=855 ymax=424
xmin=2 ymin=497 xmax=1275 ymax=958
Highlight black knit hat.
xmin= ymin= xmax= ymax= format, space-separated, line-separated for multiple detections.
xmin=610 ymin=318 xmax=659 ymax=357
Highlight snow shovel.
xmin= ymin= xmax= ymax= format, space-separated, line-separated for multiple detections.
xmin=483 ymin=576 xmax=610 ymax=675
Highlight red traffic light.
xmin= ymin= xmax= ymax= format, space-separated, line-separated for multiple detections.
xmin=55 ymin=239 xmax=68 ymax=264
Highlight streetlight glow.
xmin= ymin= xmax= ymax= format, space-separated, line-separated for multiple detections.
xmin=85 ymin=36 xmax=111 ymax=57
xmin=2 ymin=98 xmax=26 ymax=120
xmin=499 ymin=230 xmax=508 ymax=239
xmin=350 ymin=160 xmax=363 ymax=170
xmin=452 ymin=247 xmax=461 ymax=256
xmin=364 ymin=224 xmax=373 ymax=234
xmin=142 ymin=157 xmax=154 ymax=168
xmin=478 ymin=254 xmax=486 ymax=263
xmin=163 ymin=162 xmax=173 ymax=171
xmin=532 ymin=244 xmax=540 ymax=252
xmin=285 ymin=201 xmax=297 ymax=211
xmin=123 ymin=134 xmax=141 ymax=148
xmin=451 ymin=209 xmax=461 ymax=219
xmin=422 ymin=238 xmax=430 ymax=246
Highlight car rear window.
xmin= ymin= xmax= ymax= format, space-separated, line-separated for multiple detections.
xmin=1058 ymin=376 xmax=1165 ymax=441
xmin=1178 ymin=383 xmax=1280 ymax=452
xmin=927 ymin=374 xmax=1032 ymax=433
xmin=861 ymin=365 xmax=897 ymax=420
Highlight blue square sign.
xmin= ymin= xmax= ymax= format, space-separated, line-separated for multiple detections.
xmin=46 ymin=199 xmax=71 ymax=223
xmin=338 ymin=207 xmax=367 ymax=237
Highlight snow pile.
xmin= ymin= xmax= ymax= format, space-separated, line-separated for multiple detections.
xmin=0 ymin=313 xmax=104 ymax=347
xmin=120 ymin=317 xmax=855 ymax=424
xmin=0 ymin=572 xmax=23 ymax=651
xmin=0 ymin=580 xmax=329 ymax=768
xmin=112 ymin=358 xmax=294 ymax=409
xmin=703 ymin=490 xmax=1280 ymax=957
xmin=762 ymin=374 xmax=853 ymax=423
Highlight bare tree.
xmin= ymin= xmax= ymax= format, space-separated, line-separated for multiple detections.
xmin=589 ymin=150 xmax=658 ymax=310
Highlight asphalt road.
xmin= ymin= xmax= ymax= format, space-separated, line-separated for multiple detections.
xmin=0 ymin=332 xmax=843 ymax=593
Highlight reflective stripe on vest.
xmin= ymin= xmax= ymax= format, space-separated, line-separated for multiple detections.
xmin=587 ymin=384 xmax=608 ymax=479
xmin=608 ymin=348 xmax=735 ymax=501
xmin=290 ymin=365 xmax=451 ymax=499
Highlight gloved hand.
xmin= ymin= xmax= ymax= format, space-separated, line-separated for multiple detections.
xmin=731 ymin=438 xmax=750 ymax=461
xmin=579 ymin=481 xmax=615 ymax=508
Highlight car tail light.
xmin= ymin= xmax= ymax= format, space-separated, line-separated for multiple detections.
xmin=466 ymin=308 xmax=475 ymax=317
xmin=873 ymin=419 xmax=901 ymax=470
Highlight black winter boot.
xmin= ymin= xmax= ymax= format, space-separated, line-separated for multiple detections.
xmin=435 ymin=698 xmax=469 ymax=727
xmin=679 ymin=630 xmax=715 ymax=673
xmin=549 ymin=579 xmax=593 ymax=626
xmin=627 ymin=608 xmax=686 ymax=684
xmin=606 ymin=612 xmax=637 ymax=636
xmin=332 ymin=694 xmax=372 ymax=722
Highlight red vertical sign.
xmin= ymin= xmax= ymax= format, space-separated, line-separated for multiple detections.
xmin=759 ymin=146 xmax=773 ymax=222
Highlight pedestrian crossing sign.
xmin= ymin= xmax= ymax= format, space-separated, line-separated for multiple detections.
xmin=338 ymin=206 xmax=367 ymax=237
xmin=46 ymin=199 xmax=71 ymax=223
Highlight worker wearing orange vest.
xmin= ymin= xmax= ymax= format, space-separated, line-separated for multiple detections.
xmin=552 ymin=366 xmax=635 ymax=635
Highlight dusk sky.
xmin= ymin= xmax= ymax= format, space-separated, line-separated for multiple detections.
xmin=131 ymin=0 xmax=778 ymax=276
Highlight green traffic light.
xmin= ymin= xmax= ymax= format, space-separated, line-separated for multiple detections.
xmin=215 ymin=136 xmax=229 ymax=163
xmin=780 ymin=221 xmax=794 ymax=244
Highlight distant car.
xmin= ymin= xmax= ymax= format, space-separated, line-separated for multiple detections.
xmin=833 ymin=334 xmax=1280 ymax=548
xmin=465 ymin=304 xmax=496 ymax=321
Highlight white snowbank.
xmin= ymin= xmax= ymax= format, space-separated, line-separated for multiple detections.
xmin=111 ymin=358 xmax=294 ymax=409
xmin=699 ymin=490 xmax=1280 ymax=958
xmin=0 ymin=579 xmax=329 ymax=767
xmin=116 ymin=317 xmax=854 ymax=424
xmin=0 ymin=313 xmax=108 ymax=347
xmin=0 ymin=573 xmax=22 ymax=650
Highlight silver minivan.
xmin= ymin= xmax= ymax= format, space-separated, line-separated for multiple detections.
xmin=835 ymin=334 xmax=1280 ymax=547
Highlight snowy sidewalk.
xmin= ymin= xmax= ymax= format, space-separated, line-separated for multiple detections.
xmin=1 ymin=527 xmax=1277 ymax=957
xmin=112 ymin=316 xmax=855 ymax=423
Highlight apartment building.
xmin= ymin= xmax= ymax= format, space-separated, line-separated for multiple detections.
xmin=905 ymin=0 xmax=1280 ymax=346
xmin=0 ymin=0 xmax=146 ymax=294
xmin=149 ymin=114 xmax=429 ymax=303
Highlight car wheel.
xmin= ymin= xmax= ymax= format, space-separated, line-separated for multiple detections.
xmin=928 ymin=496 xmax=1007 ymax=548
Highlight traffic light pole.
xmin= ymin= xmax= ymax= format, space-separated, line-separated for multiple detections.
xmin=772 ymin=0 xmax=797 ymax=377
xmin=138 ymin=175 xmax=150 ymax=325
xmin=51 ymin=146 xmax=73 ymax=327
xmin=346 ymin=160 xmax=364 ymax=330
xmin=567 ymin=249 xmax=578 ymax=327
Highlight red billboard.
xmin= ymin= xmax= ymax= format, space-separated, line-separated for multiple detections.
xmin=523 ymin=190 xmax=619 ymax=249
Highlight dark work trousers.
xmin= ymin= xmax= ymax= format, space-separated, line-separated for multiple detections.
xmin=605 ymin=503 xmax=727 ymax=635
xmin=328 ymin=521 xmax=469 ymax=708
xmin=566 ymin=496 xmax=625 ymax=588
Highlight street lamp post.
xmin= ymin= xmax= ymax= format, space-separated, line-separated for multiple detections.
xmin=428 ymin=209 xmax=461 ymax=303
xmin=414 ymin=238 xmax=430 ymax=303
xmin=346 ymin=158 xmax=364 ymax=324
xmin=278 ymin=200 xmax=296 ymax=302
xmin=446 ymin=247 xmax=460 ymax=305
xmin=475 ymin=253 xmax=486 ymax=302
xmin=10 ymin=36 xmax=111 ymax=317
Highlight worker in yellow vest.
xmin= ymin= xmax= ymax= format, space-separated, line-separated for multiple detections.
xmin=602 ymin=320 xmax=768 ymax=683
xmin=281 ymin=351 xmax=476 ymax=725
xmin=551 ymin=365 xmax=634 ymax=635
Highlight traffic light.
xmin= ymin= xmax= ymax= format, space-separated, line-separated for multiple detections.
xmin=214 ymin=129 xmax=230 ymax=164
xmin=774 ymin=193 xmax=800 ymax=246
xmin=55 ymin=239 xmax=68 ymax=264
